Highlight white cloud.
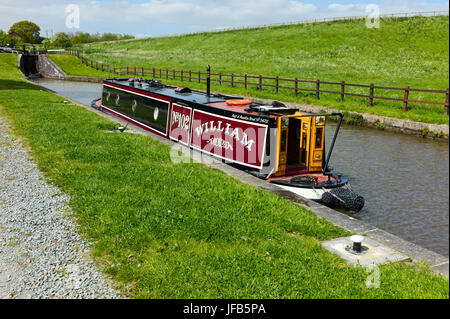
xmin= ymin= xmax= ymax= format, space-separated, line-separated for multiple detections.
xmin=328 ymin=3 xmax=358 ymax=12
xmin=0 ymin=0 xmax=448 ymax=36
xmin=123 ymin=0 xmax=317 ymax=27
xmin=327 ymin=1 xmax=449 ymax=15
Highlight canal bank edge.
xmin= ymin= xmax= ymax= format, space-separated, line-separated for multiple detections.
xmin=33 ymin=82 xmax=448 ymax=279
xmin=34 ymin=54 xmax=450 ymax=140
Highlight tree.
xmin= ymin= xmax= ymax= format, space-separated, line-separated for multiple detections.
xmin=47 ymin=32 xmax=72 ymax=48
xmin=0 ymin=29 xmax=22 ymax=47
xmin=53 ymin=32 xmax=72 ymax=48
xmin=8 ymin=21 xmax=41 ymax=44
xmin=71 ymin=32 xmax=92 ymax=45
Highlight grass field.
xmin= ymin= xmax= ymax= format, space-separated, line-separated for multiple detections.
xmin=1 ymin=53 xmax=448 ymax=298
xmin=68 ymin=15 xmax=449 ymax=125
xmin=48 ymin=54 xmax=117 ymax=78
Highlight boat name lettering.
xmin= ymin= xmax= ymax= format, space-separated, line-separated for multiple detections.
xmin=208 ymin=137 xmax=234 ymax=151
xmin=171 ymin=110 xmax=190 ymax=131
xmin=231 ymin=114 xmax=269 ymax=124
xmin=194 ymin=120 xmax=255 ymax=151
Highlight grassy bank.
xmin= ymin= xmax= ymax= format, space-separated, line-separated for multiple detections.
xmin=49 ymin=54 xmax=115 ymax=78
xmin=1 ymin=53 xmax=448 ymax=298
xmin=67 ymin=15 xmax=449 ymax=125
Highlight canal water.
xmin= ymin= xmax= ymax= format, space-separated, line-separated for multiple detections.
xmin=30 ymin=78 xmax=449 ymax=257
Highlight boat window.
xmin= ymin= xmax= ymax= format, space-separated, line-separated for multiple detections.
xmin=315 ymin=128 xmax=323 ymax=148
xmin=301 ymin=132 xmax=307 ymax=164
xmin=281 ymin=130 xmax=287 ymax=152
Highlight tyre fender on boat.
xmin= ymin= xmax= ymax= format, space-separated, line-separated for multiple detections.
xmin=321 ymin=188 xmax=365 ymax=212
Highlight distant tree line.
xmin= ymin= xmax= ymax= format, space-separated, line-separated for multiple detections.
xmin=42 ymin=32 xmax=135 ymax=48
xmin=0 ymin=20 xmax=134 ymax=48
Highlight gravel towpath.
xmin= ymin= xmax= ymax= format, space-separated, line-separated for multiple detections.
xmin=0 ymin=112 xmax=121 ymax=299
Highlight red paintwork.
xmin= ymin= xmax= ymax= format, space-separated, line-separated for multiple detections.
xmin=190 ymin=109 xmax=268 ymax=169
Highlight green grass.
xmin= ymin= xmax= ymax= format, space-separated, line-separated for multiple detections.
xmin=1 ymin=53 xmax=449 ymax=298
xmin=48 ymin=54 xmax=115 ymax=78
xmin=70 ymin=15 xmax=449 ymax=125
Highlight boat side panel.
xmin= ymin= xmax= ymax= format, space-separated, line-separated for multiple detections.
xmin=169 ymin=103 xmax=192 ymax=146
xmin=101 ymin=80 xmax=278 ymax=173
xmin=102 ymin=84 xmax=171 ymax=137
xmin=190 ymin=109 xmax=268 ymax=170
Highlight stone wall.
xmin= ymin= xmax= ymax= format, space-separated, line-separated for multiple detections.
xmin=37 ymin=55 xmax=66 ymax=79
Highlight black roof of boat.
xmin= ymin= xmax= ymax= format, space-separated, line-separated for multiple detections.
xmin=105 ymin=78 xmax=228 ymax=105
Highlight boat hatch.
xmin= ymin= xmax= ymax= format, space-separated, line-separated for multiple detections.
xmin=275 ymin=114 xmax=326 ymax=177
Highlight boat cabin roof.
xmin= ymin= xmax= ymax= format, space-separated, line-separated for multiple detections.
xmin=105 ymin=78 xmax=309 ymax=119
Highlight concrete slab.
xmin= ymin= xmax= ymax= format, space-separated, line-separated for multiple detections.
xmin=365 ymin=229 xmax=449 ymax=269
xmin=322 ymin=236 xmax=408 ymax=267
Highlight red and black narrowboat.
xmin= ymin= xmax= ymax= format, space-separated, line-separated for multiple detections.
xmin=96 ymin=76 xmax=365 ymax=212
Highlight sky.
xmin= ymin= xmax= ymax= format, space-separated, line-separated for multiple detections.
xmin=0 ymin=0 xmax=448 ymax=38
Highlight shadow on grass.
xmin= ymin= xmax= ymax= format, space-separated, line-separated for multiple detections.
xmin=0 ymin=79 xmax=43 ymax=91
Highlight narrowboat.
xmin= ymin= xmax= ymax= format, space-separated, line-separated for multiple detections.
xmin=95 ymin=76 xmax=365 ymax=212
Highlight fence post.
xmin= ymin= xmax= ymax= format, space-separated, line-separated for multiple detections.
xmin=231 ymin=73 xmax=234 ymax=87
xmin=316 ymin=80 xmax=320 ymax=100
xmin=166 ymin=69 xmax=169 ymax=80
xmin=219 ymin=73 xmax=222 ymax=85
xmin=444 ymin=88 xmax=449 ymax=115
xmin=340 ymin=81 xmax=345 ymax=102
xmin=276 ymin=76 xmax=279 ymax=94
xmin=294 ymin=78 xmax=298 ymax=97
xmin=259 ymin=75 xmax=262 ymax=91
xmin=403 ymin=86 xmax=410 ymax=112
xmin=134 ymin=67 xmax=137 ymax=76
xmin=245 ymin=74 xmax=248 ymax=89
xmin=181 ymin=70 xmax=184 ymax=81
xmin=173 ymin=69 xmax=176 ymax=80
xmin=152 ymin=68 xmax=155 ymax=78
xmin=142 ymin=67 xmax=144 ymax=77
xmin=369 ymin=83 xmax=375 ymax=106
xmin=126 ymin=66 xmax=129 ymax=74
xmin=189 ymin=70 xmax=192 ymax=82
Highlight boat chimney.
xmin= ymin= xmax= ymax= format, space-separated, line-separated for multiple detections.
xmin=206 ymin=65 xmax=211 ymax=97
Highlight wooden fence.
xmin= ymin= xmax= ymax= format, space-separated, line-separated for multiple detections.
xmin=59 ymin=48 xmax=449 ymax=115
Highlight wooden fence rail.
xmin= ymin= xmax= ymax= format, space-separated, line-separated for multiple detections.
xmin=56 ymin=49 xmax=449 ymax=114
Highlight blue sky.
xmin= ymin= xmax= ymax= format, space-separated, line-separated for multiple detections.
xmin=0 ymin=0 xmax=448 ymax=38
